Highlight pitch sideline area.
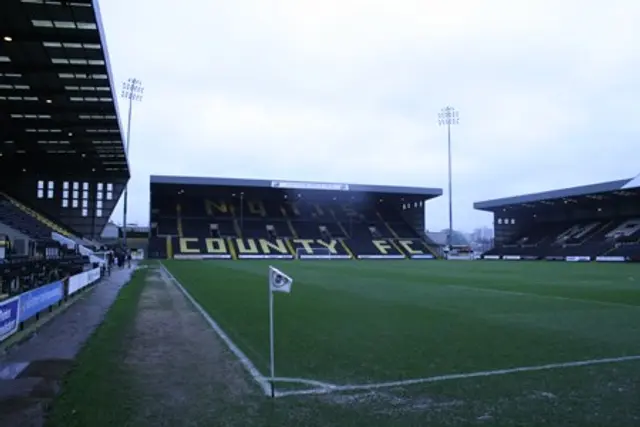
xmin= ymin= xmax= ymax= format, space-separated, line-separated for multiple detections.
xmin=45 ymin=260 xmax=640 ymax=426
xmin=161 ymin=260 xmax=640 ymax=421
xmin=161 ymin=262 xmax=640 ymax=400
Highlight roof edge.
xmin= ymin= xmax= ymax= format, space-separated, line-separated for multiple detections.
xmin=474 ymin=178 xmax=633 ymax=211
xmin=150 ymin=175 xmax=442 ymax=197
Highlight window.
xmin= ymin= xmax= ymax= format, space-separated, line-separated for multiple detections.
xmin=63 ymin=181 xmax=69 ymax=190
xmin=73 ymin=190 xmax=78 ymax=199
xmin=48 ymin=181 xmax=54 ymax=190
xmin=73 ymin=182 xmax=79 ymax=190
xmin=63 ymin=190 xmax=69 ymax=198
xmin=97 ymin=200 xmax=103 ymax=209
xmin=37 ymin=180 xmax=44 ymax=189
xmin=72 ymin=199 xmax=78 ymax=208
xmin=97 ymin=182 xmax=103 ymax=191
xmin=106 ymin=182 xmax=113 ymax=200
xmin=82 ymin=199 xmax=88 ymax=208
xmin=97 ymin=191 xmax=103 ymax=200
xmin=96 ymin=208 xmax=102 ymax=217
xmin=37 ymin=189 xmax=44 ymax=199
xmin=47 ymin=189 xmax=53 ymax=199
xmin=82 ymin=208 xmax=88 ymax=217
xmin=83 ymin=190 xmax=88 ymax=199
xmin=497 ymin=218 xmax=503 ymax=224
xmin=83 ymin=182 xmax=89 ymax=190
xmin=62 ymin=198 xmax=68 ymax=208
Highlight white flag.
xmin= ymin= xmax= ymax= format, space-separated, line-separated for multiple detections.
xmin=269 ymin=266 xmax=293 ymax=293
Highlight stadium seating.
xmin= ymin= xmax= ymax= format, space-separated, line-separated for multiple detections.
xmin=487 ymin=217 xmax=640 ymax=259
xmin=150 ymin=195 xmax=438 ymax=260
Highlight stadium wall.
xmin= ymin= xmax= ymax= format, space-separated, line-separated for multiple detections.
xmin=148 ymin=183 xmax=440 ymax=260
xmin=2 ymin=176 xmax=125 ymax=238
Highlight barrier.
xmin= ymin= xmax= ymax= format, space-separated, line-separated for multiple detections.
xmin=173 ymin=254 xmax=232 ymax=260
xmin=357 ymin=255 xmax=405 ymax=259
xmin=19 ymin=280 xmax=64 ymax=322
xmin=299 ymin=255 xmax=351 ymax=260
xmin=237 ymin=254 xmax=294 ymax=259
xmin=68 ymin=267 xmax=102 ymax=295
xmin=545 ymin=256 xmax=564 ymax=261
xmin=0 ymin=296 xmax=20 ymax=342
xmin=566 ymin=256 xmax=591 ymax=262
xmin=595 ymin=256 xmax=626 ymax=262
xmin=447 ymin=255 xmax=474 ymax=260
xmin=411 ymin=254 xmax=435 ymax=259
xmin=503 ymin=255 xmax=521 ymax=260
xmin=483 ymin=255 xmax=501 ymax=260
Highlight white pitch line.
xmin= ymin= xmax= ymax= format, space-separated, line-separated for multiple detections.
xmin=267 ymin=376 xmax=337 ymax=389
xmin=159 ymin=264 xmax=329 ymax=396
xmin=273 ymin=354 xmax=640 ymax=398
xmin=159 ymin=264 xmax=273 ymax=395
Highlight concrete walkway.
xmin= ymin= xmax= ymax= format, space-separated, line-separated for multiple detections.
xmin=0 ymin=264 xmax=137 ymax=427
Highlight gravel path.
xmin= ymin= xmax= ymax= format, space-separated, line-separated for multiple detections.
xmin=0 ymin=265 xmax=137 ymax=427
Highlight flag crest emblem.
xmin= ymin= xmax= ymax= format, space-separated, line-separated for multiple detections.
xmin=269 ymin=266 xmax=293 ymax=293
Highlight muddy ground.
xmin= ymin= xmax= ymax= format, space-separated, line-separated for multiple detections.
xmin=120 ymin=266 xmax=260 ymax=426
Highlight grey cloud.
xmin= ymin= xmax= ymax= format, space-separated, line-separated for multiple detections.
xmin=99 ymin=0 xmax=640 ymax=231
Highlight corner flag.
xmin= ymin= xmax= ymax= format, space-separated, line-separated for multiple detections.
xmin=268 ymin=265 xmax=293 ymax=398
xmin=269 ymin=266 xmax=293 ymax=293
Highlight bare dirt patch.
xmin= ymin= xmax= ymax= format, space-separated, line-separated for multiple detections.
xmin=122 ymin=266 xmax=259 ymax=426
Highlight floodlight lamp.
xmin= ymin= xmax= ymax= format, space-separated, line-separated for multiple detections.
xmin=3 ymin=36 xmax=12 ymax=42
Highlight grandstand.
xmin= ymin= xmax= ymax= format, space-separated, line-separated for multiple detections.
xmin=148 ymin=175 xmax=442 ymax=260
xmin=474 ymin=175 xmax=640 ymax=262
xmin=0 ymin=0 xmax=125 ymax=297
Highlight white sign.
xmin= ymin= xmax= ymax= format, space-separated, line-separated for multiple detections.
xmin=237 ymin=254 xmax=294 ymax=259
xmin=271 ymin=181 xmax=349 ymax=191
xmin=298 ymin=255 xmax=350 ymax=260
xmin=68 ymin=272 xmax=89 ymax=295
xmin=566 ymin=256 xmax=590 ymax=262
xmin=357 ymin=255 xmax=405 ymax=259
xmin=68 ymin=267 xmax=102 ymax=295
xmin=595 ymin=256 xmax=626 ymax=262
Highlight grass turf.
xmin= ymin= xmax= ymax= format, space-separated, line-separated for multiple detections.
xmin=164 ymin=260 xmax=640 ymax=387
xmin=46 ymin=260 xmax=640 ymax=426
xmin=45 ymin=267 xmax=148 ymax=427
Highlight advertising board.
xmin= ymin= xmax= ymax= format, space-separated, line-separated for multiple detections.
xmin=19 ymin=281 xmax=63 ymax=322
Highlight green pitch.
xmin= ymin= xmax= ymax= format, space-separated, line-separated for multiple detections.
xmin=164 ymin=260 xmax=640 ymax=382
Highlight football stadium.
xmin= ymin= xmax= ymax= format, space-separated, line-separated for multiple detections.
xmin=1 ymin=1 xmax=640 ymax=427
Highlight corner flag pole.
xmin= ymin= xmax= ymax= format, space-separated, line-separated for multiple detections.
xmin=268 ymin=282 xmax=276 ymax=398
xmin=267 ymin=265 xmax=293 ymax=399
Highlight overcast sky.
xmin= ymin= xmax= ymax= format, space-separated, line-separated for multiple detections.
xmin=97 ymin=0 xmax=640 ymax=232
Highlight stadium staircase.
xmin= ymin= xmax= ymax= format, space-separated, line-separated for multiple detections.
xmin=176 ymin=203 xmax=184 ymax=237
